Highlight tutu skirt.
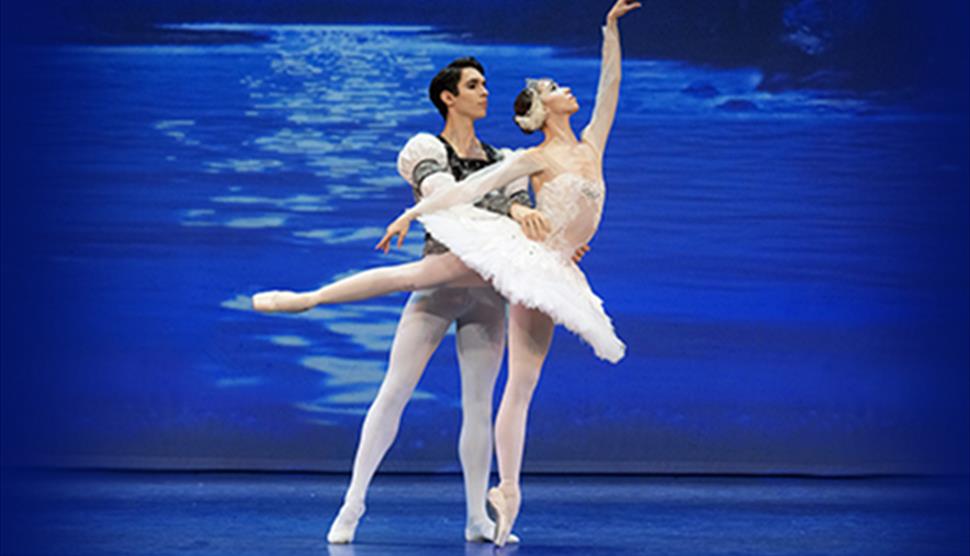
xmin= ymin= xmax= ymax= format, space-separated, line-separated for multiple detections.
xmin=420 ymin=206 xmax=625 ymax=363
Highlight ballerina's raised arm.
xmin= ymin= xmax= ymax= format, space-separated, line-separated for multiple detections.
xmin=582 ymin=0 xmax=638 ymax=154
xmin=377 ymin=0 xmax=639 ymax=253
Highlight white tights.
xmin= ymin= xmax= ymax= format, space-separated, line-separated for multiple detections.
xmin=495 ymin=305 xmax=553 ymax=498
xmin=290 ymin=254 xmax=553 ymax=539
xmin=309 ymin=253 xmax=487 ymax=305
xmin=338 ymin=285 xmax=506 ymax=527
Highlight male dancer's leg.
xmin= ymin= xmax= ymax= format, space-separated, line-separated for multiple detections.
xmin=490 ymin=304 xmax=554 ymax=545
xmin=327 ymin=288 xmax=461 ymax=544
xmin=454 ymin=287 xmax=508 ymax=541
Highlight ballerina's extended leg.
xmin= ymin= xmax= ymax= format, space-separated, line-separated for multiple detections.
xmin=252 ymin=253 xmax=483 ymax=313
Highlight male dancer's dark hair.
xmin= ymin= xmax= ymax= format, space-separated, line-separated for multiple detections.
xmin=428 ymin=57 xmax=486 ymax=119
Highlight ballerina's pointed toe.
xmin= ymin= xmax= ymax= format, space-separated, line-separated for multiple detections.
xmin=487 ymin=487 xmax=521 ymax=547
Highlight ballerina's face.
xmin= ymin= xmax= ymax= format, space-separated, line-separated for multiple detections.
xmin=536 ymin=79 xmax=579 ymax=115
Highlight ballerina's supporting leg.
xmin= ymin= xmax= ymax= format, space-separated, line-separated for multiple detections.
xmin=252 ymin=253 xmax=483 ymax=313
xmin=489 ymin=304 xmax=554 ymax=546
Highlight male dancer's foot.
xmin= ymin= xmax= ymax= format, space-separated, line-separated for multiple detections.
xmin=326 ymin=500 xmax=365 ymax=544
xmin=251 ymin=290 xmax=317 ymax=313
xmin=486 ymin=483 xmax=521 ymax=547
xmin=465 ymin=518 xmax=520 ymax=544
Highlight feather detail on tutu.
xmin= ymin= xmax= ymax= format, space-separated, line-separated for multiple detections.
xmin=420 ymin=206 xmax=625 ymax=363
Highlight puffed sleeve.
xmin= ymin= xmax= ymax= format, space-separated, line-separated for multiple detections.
xmin=396 ymin=133 xmax=455 ymax=198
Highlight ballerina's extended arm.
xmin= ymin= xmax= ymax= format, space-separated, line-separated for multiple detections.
xmin=378 ymin=150 xmax=545 ymax=252
xmin=581 ymin=0 xmax=637 ymax=154
xmin=252 ymin=145 xmax=544 ymax=313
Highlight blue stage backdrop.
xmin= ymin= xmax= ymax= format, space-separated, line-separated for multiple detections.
xmin=1 ymin=1 xmax=968 ymax=474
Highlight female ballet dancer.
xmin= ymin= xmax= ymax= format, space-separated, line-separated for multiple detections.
xmin=253 ymin=0 xmax=638 ymax=544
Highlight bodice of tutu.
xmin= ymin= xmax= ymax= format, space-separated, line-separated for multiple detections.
xmin=536 ymin=173 xmax=605 ymax=256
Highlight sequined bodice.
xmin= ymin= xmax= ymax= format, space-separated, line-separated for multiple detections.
xmin=535 ymin=173 xmax=605 ymax=256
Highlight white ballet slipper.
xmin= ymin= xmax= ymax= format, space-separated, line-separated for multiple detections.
xmin=326 ymin=501 xmax=365 ymax=544
xmin=486 ymin=486 xmax=521 ymax=547
xmin=251 ymin=290 xmax=315 ymax=313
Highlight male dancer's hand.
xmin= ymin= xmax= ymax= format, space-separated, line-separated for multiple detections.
xmin=572 ymin=245 xmax=591 ymax=264
xmin=510 ymin=205 xmax=552 ymax=242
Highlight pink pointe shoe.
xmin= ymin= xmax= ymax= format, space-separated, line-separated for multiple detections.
xmin=486 ymin=486 xmax=521 ymax=547
xmin=251 ymin=290 xmax=316 ymax=313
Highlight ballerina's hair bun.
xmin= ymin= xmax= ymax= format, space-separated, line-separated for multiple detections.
xmin=513 ymin=80 xmax=547 ymax=134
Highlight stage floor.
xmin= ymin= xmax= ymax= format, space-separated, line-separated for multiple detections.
xmin=2 ymin=470 xmax=968 ymax=555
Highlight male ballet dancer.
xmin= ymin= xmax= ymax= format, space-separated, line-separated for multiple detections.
xmin=326 ymin=57 xmax=570 ymax=544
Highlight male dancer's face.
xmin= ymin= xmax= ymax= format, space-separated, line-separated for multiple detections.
xmin=447 ymin=68 xmax=489 ymax=121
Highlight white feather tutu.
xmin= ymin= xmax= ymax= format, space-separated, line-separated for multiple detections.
xmin=420 ymin=206 xmax=625 ymax=363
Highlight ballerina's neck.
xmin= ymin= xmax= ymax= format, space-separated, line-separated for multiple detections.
xmin=539 ymin=116 xmax=577 ymax=147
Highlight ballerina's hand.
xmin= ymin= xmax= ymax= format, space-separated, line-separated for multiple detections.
xmin=607 ymin=0 xmax=641 ymax=24
xmin=376 ymin=214 xmax=412 ymax=253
